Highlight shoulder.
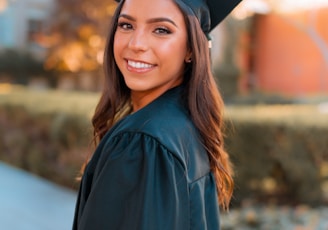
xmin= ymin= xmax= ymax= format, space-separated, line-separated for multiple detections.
xmin=101 ymin=86 xmax=210 ymax=181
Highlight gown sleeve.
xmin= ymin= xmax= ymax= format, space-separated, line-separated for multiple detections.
xmin=76 ymin=131 xmax=190 ymax=230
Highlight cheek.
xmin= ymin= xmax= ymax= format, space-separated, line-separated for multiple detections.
xmin=113 ymin=35 xmax=123 ymax=62
xmin=160 ymin=40 xmax=188 ymax=64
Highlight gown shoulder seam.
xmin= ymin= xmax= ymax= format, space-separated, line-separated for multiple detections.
xmin=110 ymin=130 xmax=187 ymax=170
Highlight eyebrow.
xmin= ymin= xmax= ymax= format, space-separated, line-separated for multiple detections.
xmin=118 ymin=14 xmax=178 ymax=28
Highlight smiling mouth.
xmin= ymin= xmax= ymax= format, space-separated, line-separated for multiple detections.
xmin=127 ymin=60 xmax=155 ymax=69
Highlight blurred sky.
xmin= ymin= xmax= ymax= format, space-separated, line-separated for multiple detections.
xmin=234 ymin=0 xmax=328 ymax=19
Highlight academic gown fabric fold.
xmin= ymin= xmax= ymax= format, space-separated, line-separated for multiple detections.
xmin=72 ymin=86 xmax=221 ymax=230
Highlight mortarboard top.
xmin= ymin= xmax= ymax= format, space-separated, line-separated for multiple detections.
xmin=177 ymin=0 xmax=242 ymax=33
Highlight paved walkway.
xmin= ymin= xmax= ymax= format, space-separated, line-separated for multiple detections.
xmin=3 ymin=162 xmax=328 ymax=230
xmin=0 ymin=162 xmax=77 ymax=230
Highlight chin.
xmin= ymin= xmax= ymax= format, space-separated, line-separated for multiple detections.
xmin=124 ymin=81 xmax=151 ymax=92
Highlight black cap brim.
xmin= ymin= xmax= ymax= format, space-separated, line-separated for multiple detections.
xmin=208 ymin=0 xmax=242 ymax=31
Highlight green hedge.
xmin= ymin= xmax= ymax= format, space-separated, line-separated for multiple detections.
xmin=0 ymin=49 xmax=56 ymax=86
xmin=1 ymin=85 xmax=327 ymax=206
xmin=225 ymin=105 xmax=328 ymax=206
xmin=0 ymin=85 xmax=98 ymax=189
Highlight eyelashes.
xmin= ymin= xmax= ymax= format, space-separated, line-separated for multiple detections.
xmin=154 ymin=27 xmax=172 ymax=35
xmin=117 ymin=22 xmax=133 ymax=30
xmin=117 ymin=22 xmax=172 ymax=35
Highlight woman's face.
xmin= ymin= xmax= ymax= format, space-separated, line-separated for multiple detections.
xmin=114 ymin=0 xmax=191 ymax=106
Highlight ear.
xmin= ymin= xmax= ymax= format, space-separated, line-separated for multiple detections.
xmin=184 ymin=51 xmax=192 ymax=63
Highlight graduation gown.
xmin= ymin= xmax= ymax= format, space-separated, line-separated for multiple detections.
xmin=72 ymin=86 xmax=221 ymax=230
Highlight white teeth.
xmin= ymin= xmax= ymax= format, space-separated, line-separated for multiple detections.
xmin=128 ymin=60 xmax=153 ymax=69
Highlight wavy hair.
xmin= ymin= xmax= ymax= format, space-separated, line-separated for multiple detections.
xmin=91 ymin=0 xmax=234 ymax=210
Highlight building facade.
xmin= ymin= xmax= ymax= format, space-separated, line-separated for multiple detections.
xmin=0 ymin=0 xmax=55 ymax=59
xmin=251 ymin=7 xmax=328 ymax=95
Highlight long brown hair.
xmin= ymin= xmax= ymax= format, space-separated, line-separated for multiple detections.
xmin=91 ymin=0 xmax=234 ymax=210
xmin=178 ymin=2 xmax=234 ymax=210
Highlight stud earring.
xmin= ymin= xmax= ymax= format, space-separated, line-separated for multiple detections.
xmin=185 ymin=58 xmax=192 ymax=63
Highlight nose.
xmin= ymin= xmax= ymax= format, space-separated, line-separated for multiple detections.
xmin=128 ymin=29 xmax=148 ymax=52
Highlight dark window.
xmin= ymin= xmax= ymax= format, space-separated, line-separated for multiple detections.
xmin=27 ymin=19 xmax=43 ymax=42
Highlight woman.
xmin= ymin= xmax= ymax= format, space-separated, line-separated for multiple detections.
xmin=73 ymin=0 xmax=241 ymax=229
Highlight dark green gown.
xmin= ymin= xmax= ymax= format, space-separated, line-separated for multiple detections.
xmin=72 ymin=86 xmax=221 ymax=230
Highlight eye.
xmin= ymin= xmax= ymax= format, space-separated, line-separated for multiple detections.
xmin=154 ymin=27 xmax=172 ymax=35
xmin=117 ymin=22 xmax=133 ymax=31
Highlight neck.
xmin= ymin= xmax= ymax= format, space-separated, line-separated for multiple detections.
xmin=130 ymin=83 xmax=181 ymax=112
xmin=131 ymin=89 xmax=165 ymax=112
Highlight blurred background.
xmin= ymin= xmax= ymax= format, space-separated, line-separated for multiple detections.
xmin=0 ymin=0 xmax=327 ymax=229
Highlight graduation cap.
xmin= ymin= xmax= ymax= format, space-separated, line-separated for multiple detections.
xmin=115 ymin=0 xmax=242 ymax=34
xmin=176 ymin=0 xmax=242 ymax=34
